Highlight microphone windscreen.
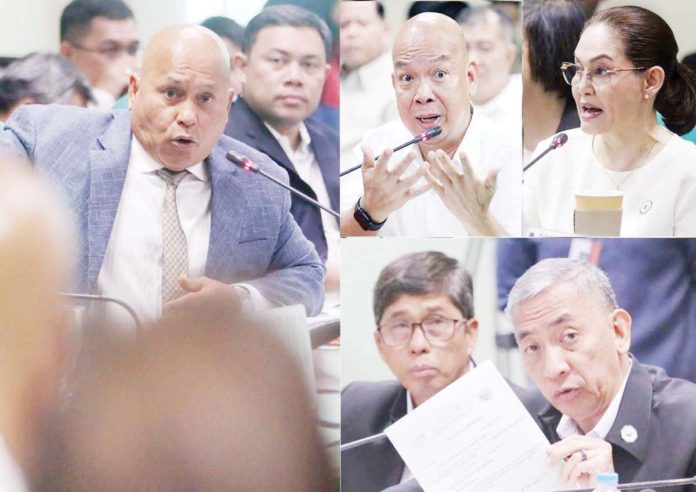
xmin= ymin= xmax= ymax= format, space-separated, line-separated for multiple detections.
xmin=551 ymin=132 xmax=568 ymax=149
xmin=424 ymin=126 xmax=443 ymax=141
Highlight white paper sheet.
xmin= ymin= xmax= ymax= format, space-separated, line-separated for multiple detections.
xmin=384 ymin=360 xmax=562 ymax=492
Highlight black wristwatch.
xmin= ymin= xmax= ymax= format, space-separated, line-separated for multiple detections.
xmin=353 ymin=198 xmax=387 ymax=231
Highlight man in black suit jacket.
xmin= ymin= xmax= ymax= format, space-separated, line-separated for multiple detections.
xmin=508 ymin=258 xmax=696 ymax=491
xmin=224 ymin=6 xmax=339 ymax=266
xmin=380 ymin=258 xmax=696 ymax=492
xmin=341 ymin=251 xmax=481 ymax=492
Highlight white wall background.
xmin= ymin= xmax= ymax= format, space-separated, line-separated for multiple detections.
xmin=0 ymin=0 xmax=266 ymax=58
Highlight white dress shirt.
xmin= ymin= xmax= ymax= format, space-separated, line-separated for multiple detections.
xmin=473 ymin=74 xmax=522 ymax=160
xmin=340 ymin=51 xmax=400 ymax=174
xmin=93 ymin=136 xmax=266 ymax=330
xmin=93 ymin=137 xmax=210 ymax=327
xmin=87 ymin=87 xmax=117 ymax=112
xmin=265 ymin=122 xmax=339 ymax=267
xmin=342 ymin=111 xmax=523 ymax=236
xmin=556 ymin=360 xmax=632 ymax=439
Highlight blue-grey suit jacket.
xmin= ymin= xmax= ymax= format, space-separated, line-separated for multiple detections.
xmin=0 ymin=104 xmax=325 ymax=316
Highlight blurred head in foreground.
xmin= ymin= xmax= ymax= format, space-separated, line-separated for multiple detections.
xmin=0 ymin=159 xmax=75 ymax=486
xmin=41 ymin=318 xmax=333 ymax=491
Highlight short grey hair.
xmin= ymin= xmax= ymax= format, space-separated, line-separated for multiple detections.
xmin=458 ymin=5 xmax=515 ymax=44
xmin=505 ymin=258 xmax=618 ymax=318
xmin=0 ymin=52 xmax=93 ymax=113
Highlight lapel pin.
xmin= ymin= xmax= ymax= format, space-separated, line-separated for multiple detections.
xmin=621 ymin=424 xmax=638 ymax=443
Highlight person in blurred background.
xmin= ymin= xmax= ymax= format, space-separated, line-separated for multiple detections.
xmin=0 ymin=161 xmax=75 ymax=491
xmin=201 ymin=16 xmax=246 ymax=95
xmin=459 ymin=5 xmax=521 ymax=151
xmin=522 ymin=0 xmax=585 ymax=163
xmin=0 ymin=52 xmax=92 ymax=125
xmin=407 ymin=1 xmax=468 ymax=20
xmin=59 ymin=0 xmax=139 ymax=111
xmin=39 ymin=318 xmax=333 ymax=491
xmin=340 ymin=1 xmax=397 ymax=174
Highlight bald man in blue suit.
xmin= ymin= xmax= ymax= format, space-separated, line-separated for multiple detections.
xmin=0 ymin=25 xmax=324 ymax=321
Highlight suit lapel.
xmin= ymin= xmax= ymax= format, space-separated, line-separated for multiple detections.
xmin=87 ymin=111 xmax=132 ymax=292
xmin=204 ymin=144 xmax=244 ymax=281
xmin=307 ymin=121 xmax=339 ymax=217
xmin=380 ymin=388 xmax=408 ymax=487
xmin=603 ymin=358 xmax=651 ymax=481
xmin=237 ymin=98 xmax=298 ymax=176
xmin=536 ymin=357 xmax=651 ymax=484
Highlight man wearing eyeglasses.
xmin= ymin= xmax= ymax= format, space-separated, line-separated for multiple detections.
xmin=59 ymin=0 xmax=139 ymax=111
xmin=341 ymin=251 xmax=480 ymax=492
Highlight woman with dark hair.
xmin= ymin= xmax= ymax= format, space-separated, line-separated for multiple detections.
xmin=524 ymin=5 xmax=696 ymax=236
xmin=522 ymin=0 xmax=586 ymax=161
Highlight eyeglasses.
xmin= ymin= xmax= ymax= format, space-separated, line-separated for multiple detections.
xmin=71 ymin=41 xmax=140 ymax=60
xmin=377 ymin=316 xmax=465 ymax=346
xmin=560 ymin=62 xmax=645 ymax=88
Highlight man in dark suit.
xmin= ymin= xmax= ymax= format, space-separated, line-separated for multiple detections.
xmin=341 ymin=251 xmax=480 ymax=492
xmin=508 ymin=258 xmax=696 ymax=490
xmin=224 ymin=6 xmax=339 ymax=271
xmin=0 ymin=25 xmax=324 ymax=325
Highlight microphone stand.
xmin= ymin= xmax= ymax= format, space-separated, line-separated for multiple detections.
xmin=340 ymin=432 xmax=388 ymax=452
xmin=523 ymin=132 xmax=569 ymax=173
xmin=61 ymin=292 xmax=143 ymax=335
xmin=227 ymin=151 xmax=339 ymax=219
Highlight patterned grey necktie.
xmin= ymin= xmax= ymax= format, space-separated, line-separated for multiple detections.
xmin=156 ymin=168 xmax=189 ymax=304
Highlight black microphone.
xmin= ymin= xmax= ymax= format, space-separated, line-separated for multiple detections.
xmin=523 ymin=132 xmax=568 ymax=173
xmin=340 ymin=126 xmax=443 ymax=177
xmin=340 ymin=431 xmax=388 ymax=452
xmin=61 ymin=292 xmax=143 ymax=334
xmin=553 ymin=475 xmax=696 ymax=491
xmin=226 ymin=151 xmax=339 ymax=219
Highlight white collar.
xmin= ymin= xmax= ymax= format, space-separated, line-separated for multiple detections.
xmin=557 ymin=358 xmax=633 ymax=439
xmin=264 ymin=121 xmax=312 ymax=155
xmin=130 ymin=136 xmax=207 ymax=182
